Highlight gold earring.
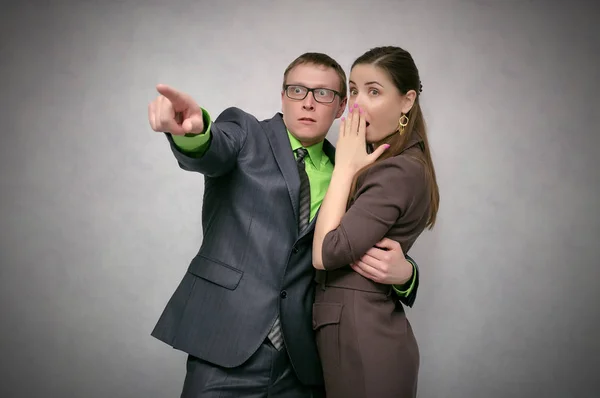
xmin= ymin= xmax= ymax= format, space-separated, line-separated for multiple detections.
xmin=398 ymin=114 xmax=409 ymax=135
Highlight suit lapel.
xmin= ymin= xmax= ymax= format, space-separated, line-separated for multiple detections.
xmin=263 ymin=113 xmax=300 ymax=222
xmin=322 ymin=139 xmax=336 ymax=165
xmin=263 ymin=113 xmax=339 ymax=240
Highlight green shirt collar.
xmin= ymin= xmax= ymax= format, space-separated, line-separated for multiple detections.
xmin=287 ymin=130 xmax=324 ymax=170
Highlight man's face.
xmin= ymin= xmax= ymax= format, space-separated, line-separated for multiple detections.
xmin=281 ymin=63 xmax=346 ymax=147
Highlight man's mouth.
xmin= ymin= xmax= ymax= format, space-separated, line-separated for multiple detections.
xmin=299 ymin=117 xmax=316 ymax=123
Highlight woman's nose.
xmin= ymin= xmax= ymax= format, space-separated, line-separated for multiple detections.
xmin=349 ymin=102 xmax=365 ymax=112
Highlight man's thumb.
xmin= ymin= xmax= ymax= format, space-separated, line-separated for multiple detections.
xmin=182 ymin=114 xmax=205 ymax=134
xmin=375 ymin=237 xmax=400 ymax=251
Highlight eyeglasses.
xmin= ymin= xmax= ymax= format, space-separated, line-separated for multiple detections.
xmin=284 ymin=84 xmax=341 ymax=104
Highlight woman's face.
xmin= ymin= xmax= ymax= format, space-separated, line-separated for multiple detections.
xmin=348 ymin=64 xmax=415 ymax=143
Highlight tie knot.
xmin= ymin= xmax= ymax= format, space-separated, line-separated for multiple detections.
xmin=296 ymin=148 xmax=308 ymax=162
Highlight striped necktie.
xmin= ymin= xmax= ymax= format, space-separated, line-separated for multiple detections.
xmin=295 ymin=147 xmax=311 ymax=232
xmin=266 ymin=147 xmax=311 ymax=351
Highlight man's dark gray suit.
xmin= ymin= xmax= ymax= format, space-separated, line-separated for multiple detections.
xmin=151 ymin=107 xmax=334 ymax=397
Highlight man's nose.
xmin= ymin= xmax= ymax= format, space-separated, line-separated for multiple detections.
xmin=302 ymin=92 xmax=316 ymax=110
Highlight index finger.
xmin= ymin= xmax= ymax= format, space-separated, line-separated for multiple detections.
xmin=358 ymin=107 xmax=367 ymax=138
xmin=350 ymin=106 xmax=360 ymax=135
xmin=156 ymin=84 xmax=190 ymax=109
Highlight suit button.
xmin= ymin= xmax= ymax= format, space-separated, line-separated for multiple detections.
xmin=280 ymin=290 xmax=287 ymax=299
xmin=292 ymin=246 xmax=299 ymax=254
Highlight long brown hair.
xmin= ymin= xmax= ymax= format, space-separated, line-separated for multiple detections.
xmin=348 ymin=46 xmax=439 ymax=229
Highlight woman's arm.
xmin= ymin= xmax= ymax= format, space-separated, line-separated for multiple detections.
xmin=312 ymin=167 xmax=355 ymax=270
xmin=312 ymin=107 xmax=389 ymax=269
xmin=314 ymin=159 xmax=425 ymax=271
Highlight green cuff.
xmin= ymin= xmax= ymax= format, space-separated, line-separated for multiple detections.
xmin=392 ymin=258 xmax=417 ymax=297
xmin=171 ymin=107 xmax=212 ymax=155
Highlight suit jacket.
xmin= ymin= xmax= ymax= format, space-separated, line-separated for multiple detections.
xmin=151 ymin=107 xmax=335 ymax=387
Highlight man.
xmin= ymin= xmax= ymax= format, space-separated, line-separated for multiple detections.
xmin=148 ymin=52 xmax=419 ymax=397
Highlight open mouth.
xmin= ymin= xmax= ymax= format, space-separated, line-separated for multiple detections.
xmin=366 ymin=121 xmax=370 ymax=127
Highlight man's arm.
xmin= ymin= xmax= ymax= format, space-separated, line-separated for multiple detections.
xmin=350 ymin=239 xmax=419 ymax=307
xmin=169 ymin=107 xmax=213 ymax=157
xmin=164 ymin=107 xmax=248 ymax=177
xmin=148 ymin=84 xmax=248 ymax=177
xmin=391 ymin=255 xmax=419 ymax=308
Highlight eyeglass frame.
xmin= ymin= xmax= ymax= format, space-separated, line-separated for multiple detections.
xmin=283 ymin=84 xmax=343 ymax=104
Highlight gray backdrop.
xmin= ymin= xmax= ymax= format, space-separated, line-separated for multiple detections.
xmin=1 ymin=1 xmax=599 ymax=397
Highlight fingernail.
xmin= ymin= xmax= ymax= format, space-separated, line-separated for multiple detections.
xmin=349 ymin=107 xmax=353 ymax=113
xmin=341 ymin=117 xmax=345 ymax=122
xmin=384 ymin=144 xmax=391 ymax=149
xmin=359 ymin=108 xmax=363 ymax=114
xmin=354 ymin=103 xmax=358 ymax=108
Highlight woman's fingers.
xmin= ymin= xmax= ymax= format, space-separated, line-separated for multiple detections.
xmin=344 ymin=106 xmax=354 ymax=137
xmin=351 ymin=104 xmax=360 ymax=135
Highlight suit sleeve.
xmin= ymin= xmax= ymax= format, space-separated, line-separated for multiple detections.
xmin=322 ymin=157 xmax=426 ymax=270
xmin=393 ymin=256 xmax=419 ymax=307
xmin=164 ymin=107 xmax=249 ymax=178
xmin=169 ymin=107 xmax=213 ymax=156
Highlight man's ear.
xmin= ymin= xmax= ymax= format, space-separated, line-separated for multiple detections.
xmin=336 ymin=97 xmax=347 ymax=118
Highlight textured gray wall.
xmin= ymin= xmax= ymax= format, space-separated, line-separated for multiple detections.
xmin=1 ymin=1 xmax=599 ymax=397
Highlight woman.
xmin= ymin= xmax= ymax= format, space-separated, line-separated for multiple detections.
xmin=312 ymin=46 xmax=440 ymax=398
